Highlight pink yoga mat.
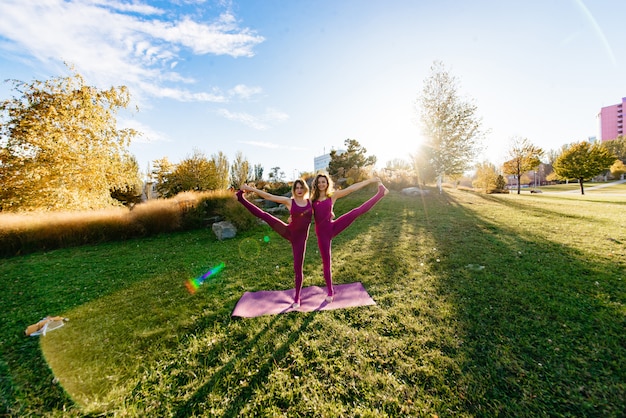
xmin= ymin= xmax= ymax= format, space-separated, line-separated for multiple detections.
xmin=232 ymin=282 xmax=376 ymax=318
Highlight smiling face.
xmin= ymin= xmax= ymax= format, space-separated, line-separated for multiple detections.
xmin=316 ymin=175 xmax=328 ymax=192
xmin=312 ymin=173 xmax=334 ymax=201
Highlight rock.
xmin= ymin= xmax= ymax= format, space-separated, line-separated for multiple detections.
xmin=212 ymin=221 xmax=237 ymax=241
xmin=267 ymin=205 xmax=289 ymax=215
xmin=401 ymin=187 xmax=429 ymax=196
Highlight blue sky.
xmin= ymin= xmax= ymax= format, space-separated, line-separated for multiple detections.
xmin=0 ymin=0 xmax=624 ymax=181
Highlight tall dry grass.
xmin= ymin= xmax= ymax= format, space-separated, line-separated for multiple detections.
xmin=0 ymin=190 xmax=247 ymax=258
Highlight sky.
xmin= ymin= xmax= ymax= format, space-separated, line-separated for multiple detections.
xmin=0 ymin=0 xmax=624 ymax=181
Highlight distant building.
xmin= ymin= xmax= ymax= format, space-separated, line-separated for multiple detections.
xmin=600 ymin=97 xmax=624 ymax=141
xmin=314 ymin=149 xmax=345 ymax=172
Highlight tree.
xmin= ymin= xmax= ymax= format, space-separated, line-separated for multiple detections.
xmin=230 ymin=151 xmax=250 ymax=188
xmin=165 ymin=149 xmax=220 ymax=196
xmin=252 ymin=163 xmax=264 ymax=182
xmin=0 ymin=68 xmax=140 ymax=211
xmin=327 ymin=138 xmax=376 ymax=184
xmin=552 ymin=141 xmax=617 ymax=195
xmin=417 ymin=61 xmax=484 ymax=192
xmin=152 ymin=157 xmax=175 ymax=198
xmin=268 ymin=166 xmax=285 ymax=182
xmin=385 ymin=158 xmax=411 ymax=171
xmin=410 ymin=147 xmax=437 ymax=186
xmin=212 ymin=151 xmax=230 ymax=189
xmin=473 ymin=161 xmax=500 ymax=193
xmin=502 ymin=136 xmax=543 ymax=194
xmin=602 ymin=135 xmax=626 ymax=163
xmin=610 ymin=159 xmax=626 ymax=179
xmin=110 ymin=155 xmax=143 ymax=206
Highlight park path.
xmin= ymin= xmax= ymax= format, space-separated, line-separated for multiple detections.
xmin=556 ymin=179 xmax=626 ymax=194
xmin=560 ymin=178 xmax=626 ymax=193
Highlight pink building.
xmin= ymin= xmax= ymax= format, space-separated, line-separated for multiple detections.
xmin=600 ymin=97 xmax=624 ymax=141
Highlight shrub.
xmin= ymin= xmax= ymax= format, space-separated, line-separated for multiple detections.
xmin=0 ymin=190 xmax=252 ymax=257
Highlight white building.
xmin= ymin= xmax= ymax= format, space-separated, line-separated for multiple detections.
xmin=314 ymin=149 xmax=345 ymax=172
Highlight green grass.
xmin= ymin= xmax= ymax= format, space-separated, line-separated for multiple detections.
xmin=1 ymin=187 xmax=625 ymax=416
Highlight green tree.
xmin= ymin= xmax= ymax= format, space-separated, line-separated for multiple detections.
xmin=268 ymin=166 xmax=285 ymax=182
xmin=473 ymin=161 xmax=500 ymax=193
xmin=417 ymin=61 xmax=484 ymax=192
xmin=163 ymin=149 xmax=219 ymax=197
xmin=495 ymin=174 xmax=507 ymax=191
xmin=553 ymin=141 xmax=617 ymax=195
xmin=328 ymin=138 xmax=376 ymax=184
xmin=602 ymin=135 xmax=626 ymax=163
xmin=230 ymin=151 xmax=250 ymax=188
xmin=0 ymin=69 xmax=140 ymax=211
xmin=502 ymin=136 xmax=543 ymax=194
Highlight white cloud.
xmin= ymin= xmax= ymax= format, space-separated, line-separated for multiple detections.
xmin=217 ymin=109 xmax=268 ymax=130
xmin=229 ymin=84 xmax=263 ymax=100
xmin=0 ymin=0 xmax=264 ymax=101
xmin=217 ymin=107 xmax=289 ymax=130
xmin=118 ymin=118 xmax=169 ymax=143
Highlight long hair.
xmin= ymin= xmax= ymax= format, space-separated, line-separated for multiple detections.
xmin=311 ymin=172 xmax=334 ymax=202
xmin=291 ymin=178 xmax=310 ymax=199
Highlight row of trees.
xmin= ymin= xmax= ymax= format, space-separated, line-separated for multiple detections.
xmin=414 ymin=62 xmax=622 ymax=195
xmin=2 ymin=63 xmax=623 ymax=212
xmin=150 ymin=150 xmax=249 ymax=198
xmin=0 ymin=69 xmax=295 ymax=211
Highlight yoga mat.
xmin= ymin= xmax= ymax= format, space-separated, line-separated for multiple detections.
xmin=232 ymin=282 xmax=375 ymax=318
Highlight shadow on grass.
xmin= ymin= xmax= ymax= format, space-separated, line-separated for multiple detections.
xmin=2 ymin=189 xmax=624 ymax=416
xmin=426 ymin=190 xmax=625 ymax=416
xmin=172 ymin=313 xmax=316 ymax=417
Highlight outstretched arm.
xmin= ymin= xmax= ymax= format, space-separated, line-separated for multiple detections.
xmin=333 ymin=177 xmax=380 ymax=200
xmin=240 ymin=184 xmax=291 ymax=206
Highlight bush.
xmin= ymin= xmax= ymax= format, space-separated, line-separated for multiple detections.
xmin=0 ymin=190 xmax=253 ymax=258
xmin=217 ymin=195 xmax=259 ymax=231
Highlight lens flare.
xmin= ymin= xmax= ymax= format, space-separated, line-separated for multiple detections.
xmin=238 ymin=237 xmax=261 ymax=260
xmin=185 ymin=262 xmax=225 ymax=294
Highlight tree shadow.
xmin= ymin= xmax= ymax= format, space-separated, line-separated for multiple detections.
xmin=423 ymin=190 xmax=626 ymax=416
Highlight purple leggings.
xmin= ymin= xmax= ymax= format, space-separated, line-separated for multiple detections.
xmin=313 ymin=184 xmax=386 ymax=296
xmin=236 ymin=191 xmax=311 ymax=303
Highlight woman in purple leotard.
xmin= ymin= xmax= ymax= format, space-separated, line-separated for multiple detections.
xmin=236 ymin=179 xmax=312 ymax=308
xmin=311 ymin=173 xmax=388 ymax=302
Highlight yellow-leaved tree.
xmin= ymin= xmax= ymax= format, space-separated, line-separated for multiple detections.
xmin=0 ymin=69 xmax=140 ymax=211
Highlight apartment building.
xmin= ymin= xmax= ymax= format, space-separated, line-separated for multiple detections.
xmin=600 ymin=97 xmax=624 ymax=141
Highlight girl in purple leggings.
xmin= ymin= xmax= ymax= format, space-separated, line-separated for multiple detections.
xmin=311 ymin=173 xmax=388 ymax=302
xmin=236 ymin=179 xmax=312 ymax=308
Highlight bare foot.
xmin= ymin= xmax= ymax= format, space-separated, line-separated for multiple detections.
xmin=379 ymin=182 xmax=389 ymax=195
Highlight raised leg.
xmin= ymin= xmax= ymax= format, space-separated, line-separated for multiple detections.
xmin=330 ymin=184 xmax=387 ymax=238
xmin=236 ymin=190 xmax=290 ymax=240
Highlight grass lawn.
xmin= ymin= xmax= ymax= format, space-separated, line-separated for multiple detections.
xmin=1 ymin=187 xmax=625 ymax=416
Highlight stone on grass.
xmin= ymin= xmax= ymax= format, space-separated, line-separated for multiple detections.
xmin=212 ymin=221 xmax=237 ymax=241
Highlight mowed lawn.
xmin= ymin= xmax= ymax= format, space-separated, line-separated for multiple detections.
xmin=1 ymin=187 xmax=625 ymax=417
